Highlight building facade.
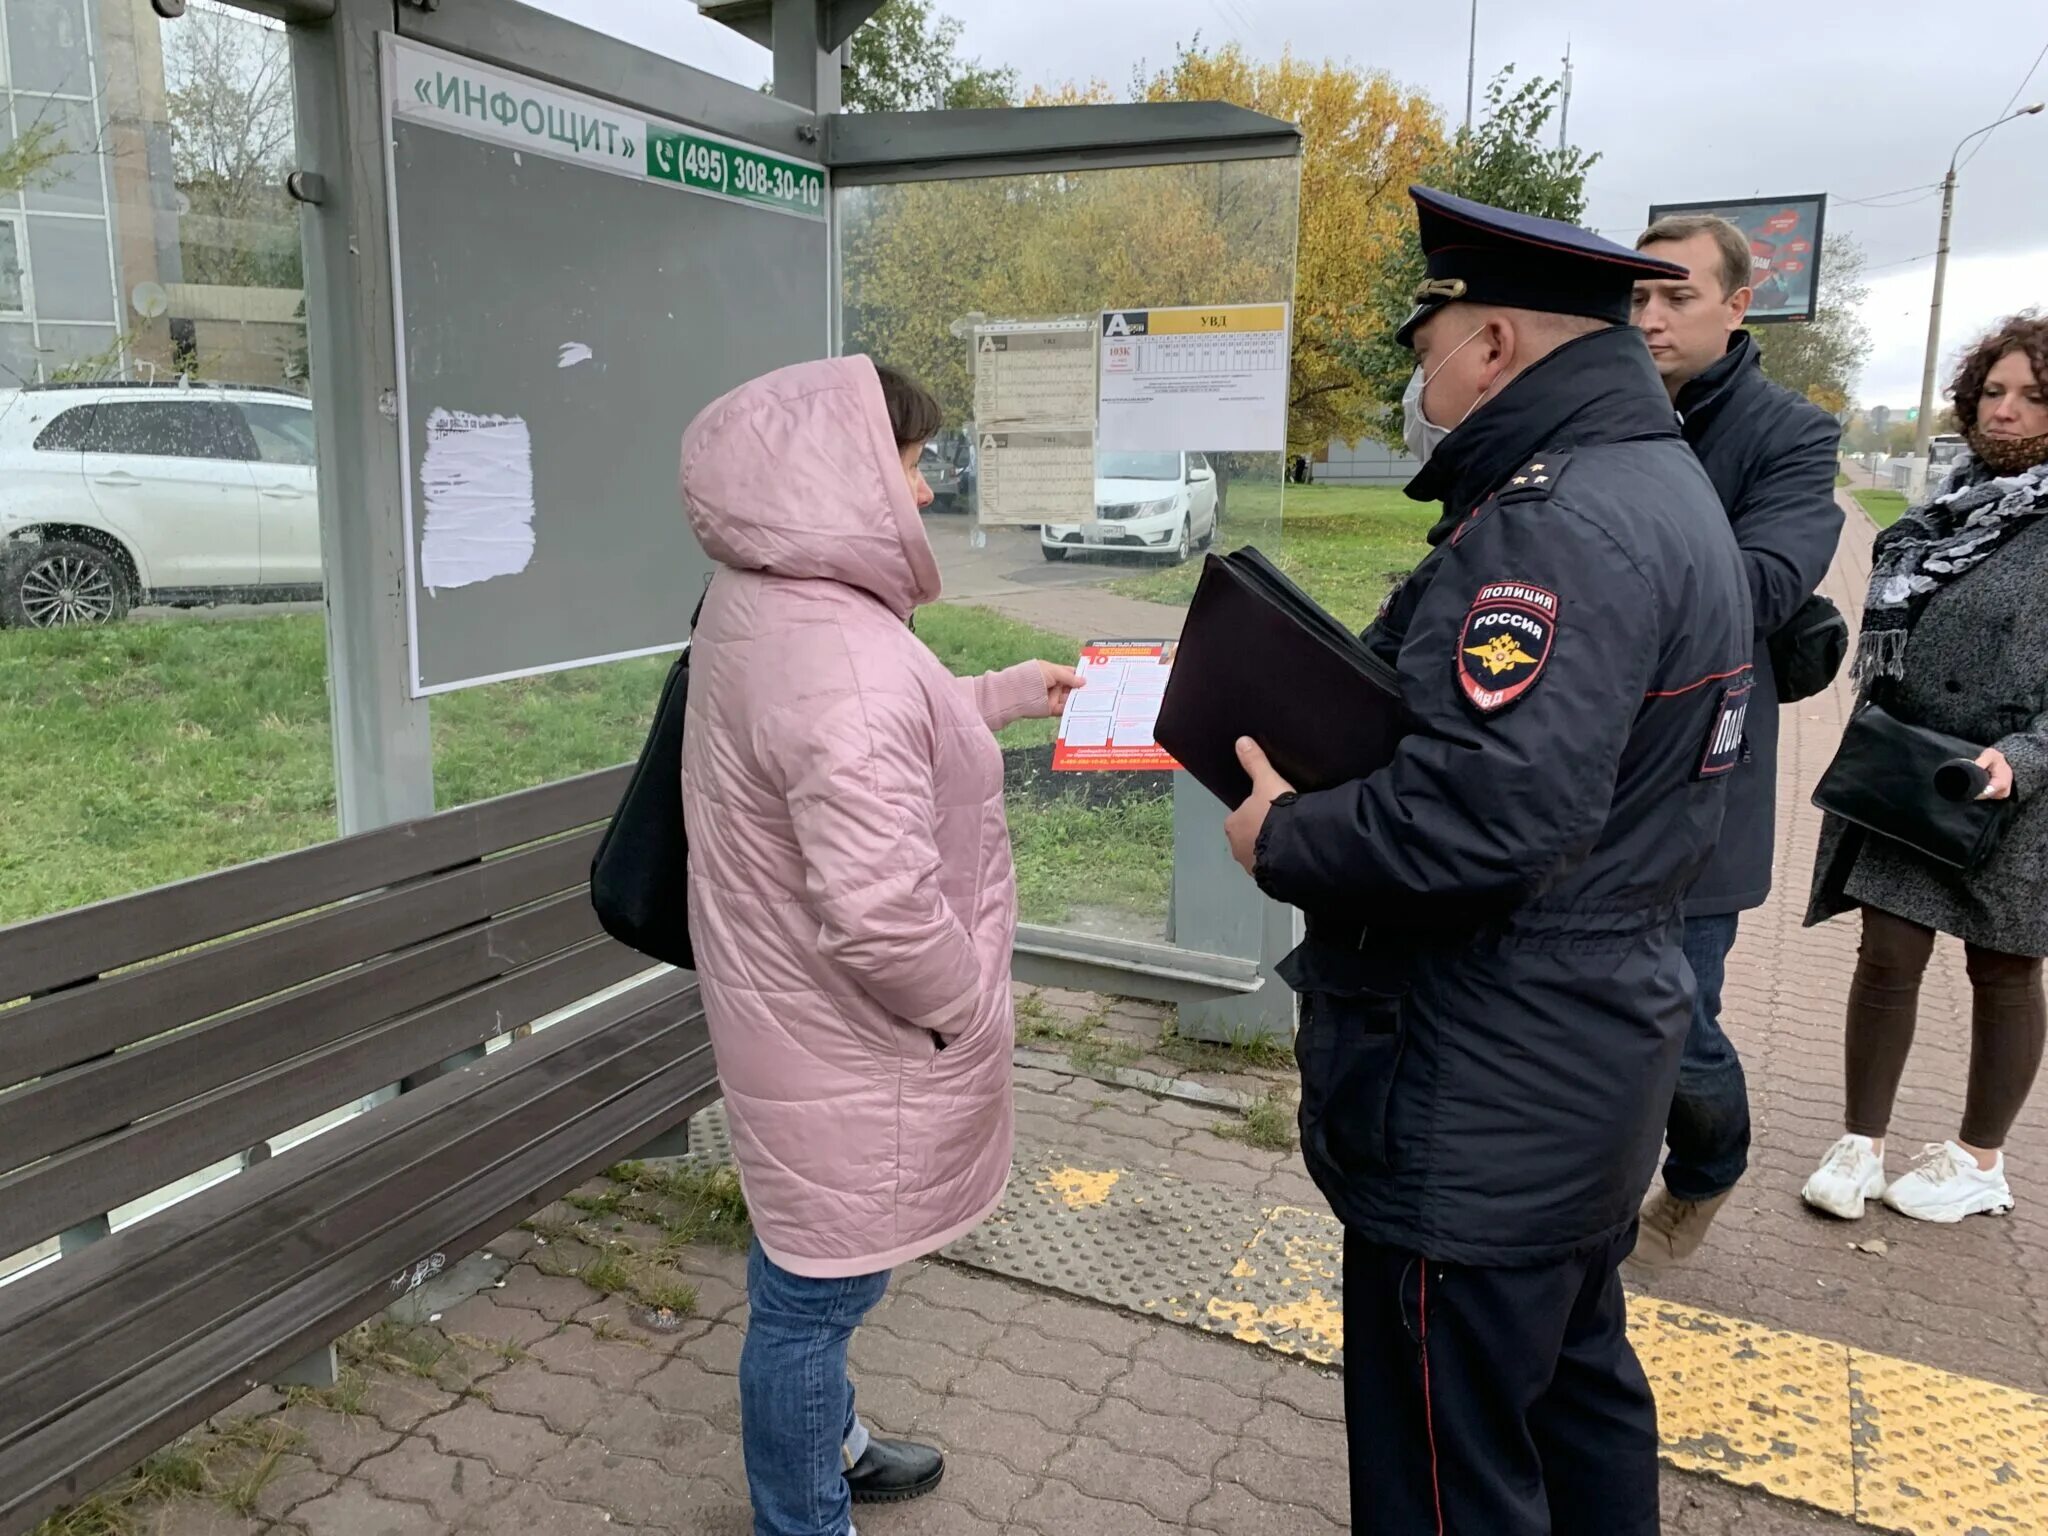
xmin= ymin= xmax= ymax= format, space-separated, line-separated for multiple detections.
xmin=0 ymin=0 xmax=184 ymax=385
xmin=1313 ymin=433 xmax=1419 ymax=487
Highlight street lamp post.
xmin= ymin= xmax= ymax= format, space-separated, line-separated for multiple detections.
xmin=1911 ymin=102 xmax=2044 ymax=465
xmin=1465 ymin=0 xmax=1477 ymax=132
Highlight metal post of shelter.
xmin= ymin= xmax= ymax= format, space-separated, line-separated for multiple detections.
xmin=1170 ymin=778 xmax=1299 ymax=1044
xmin=290 ymin=0 xmax=435 ymax=836
xmin=771 ymin=1 xmax=841 ymax=116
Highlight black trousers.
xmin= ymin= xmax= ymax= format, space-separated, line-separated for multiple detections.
xmin=1342 ymin=1225 xmax=1658 ymax=1536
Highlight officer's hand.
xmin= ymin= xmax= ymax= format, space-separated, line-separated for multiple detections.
xmin=1226 ymin=738 xmax=1295 ymax=877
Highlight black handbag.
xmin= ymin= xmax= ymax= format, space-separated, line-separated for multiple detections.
xmin=589 ymin=590 xmax=706 ymax=969
xmin=1811 ymin=702 xmax=2014 ymax=871
xmin=1769 ymin=593 xmax=1849 ymax=703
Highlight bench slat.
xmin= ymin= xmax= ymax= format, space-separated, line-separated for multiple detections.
xmin=0 ymin=982 xmax=704 ymax=1418
xmin=0 ymin=991 xmax=714 ymax=1535
xmin=0 ymin=827 xmax=604 ymax=1091
xmin=0 ymin=936 xmax=649 ymax=1259
xmin=0 ymin=971 xmax=699 ymax=1337
xmin=0 ymin=889 xmax=605 ymax=1173
xmin=0 ymin=767 xmax=628 ymax=1002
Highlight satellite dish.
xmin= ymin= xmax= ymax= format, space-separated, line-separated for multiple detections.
xmin=131 ymin=281 xmax=170 ymax=319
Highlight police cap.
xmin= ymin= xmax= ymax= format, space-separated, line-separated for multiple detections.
xmin=1396 ymin=186 xmax=1689 ymax=348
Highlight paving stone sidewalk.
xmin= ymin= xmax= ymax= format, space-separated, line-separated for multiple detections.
xmin=102 ymin=1018 xmax=1871 ymax=1536
xmin=1631 ymin=501 xmax=2048 ymax=1395
xmin=120 ymin=1222 xmax=1859 ymax=1536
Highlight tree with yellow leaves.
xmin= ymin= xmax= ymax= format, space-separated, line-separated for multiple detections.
xmin=1136 ymin=45 xmax=1443 ymax=454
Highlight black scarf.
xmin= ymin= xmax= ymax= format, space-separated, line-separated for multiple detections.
xmin=1854 ymin=451 xmax=2048 ymax=684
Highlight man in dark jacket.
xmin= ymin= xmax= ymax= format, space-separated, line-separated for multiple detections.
xmin=1627 ymin=215 xmax=1845 ymax=1266
xmin=1224 ymin=188 xmax=1753 ymax=1536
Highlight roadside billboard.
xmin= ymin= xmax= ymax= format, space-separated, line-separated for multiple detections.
xmin=1645 ymin=193 xmax=1828 ymax=323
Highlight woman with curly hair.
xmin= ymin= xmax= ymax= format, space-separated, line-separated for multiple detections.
xmin=1802 ymin=311 xmax=2048 ymax=1224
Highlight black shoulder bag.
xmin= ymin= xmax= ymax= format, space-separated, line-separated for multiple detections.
xmin=589 ymin=587 xmax=707 ymax=969
xmin=1769 ymin=592 xmax=1849 ymax=703
xmin=1811 ymin=701 xmax=2014 ymax=872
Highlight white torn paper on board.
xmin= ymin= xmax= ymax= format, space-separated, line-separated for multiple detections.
xmin=419 ymin=409 xmax=536 ymax=593
xmin=557 ymin=341 xmax=593 ymax=369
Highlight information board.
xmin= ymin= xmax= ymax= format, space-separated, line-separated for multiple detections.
xmin=971 ymin=319 xmax=1096 ymax=527
xmin=1098 ymin=304 xmax=1291 ymax=452
xmin=382 ymin=36 xmax=829 ymax=695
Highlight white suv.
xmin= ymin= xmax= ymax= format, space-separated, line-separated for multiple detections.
xmin=0 ymin=382 xmax=319 ymax=627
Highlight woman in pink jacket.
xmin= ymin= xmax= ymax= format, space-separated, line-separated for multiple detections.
xmin=679 ymin=356 xmax=1080 ymax=1536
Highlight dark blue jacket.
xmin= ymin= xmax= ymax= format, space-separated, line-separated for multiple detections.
xmin=1255 ymin=326 xmax=1753 ymax=1266
xmin=1676 ymin=332 xmax=1844 ymax=915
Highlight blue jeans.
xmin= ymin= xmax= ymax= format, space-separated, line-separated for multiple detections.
xmin=1662 ymin=914 xmax=1752 ymax=1202
xmin=741 ymin=1239 xmax=890 ymax=1536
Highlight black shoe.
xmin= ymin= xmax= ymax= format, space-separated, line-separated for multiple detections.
xmin=845 ymin=1438 xmax=944 ymax=1504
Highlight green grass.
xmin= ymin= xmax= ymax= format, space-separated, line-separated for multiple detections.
xmin=1154 ymin=1018 xmax=1296 ymax=1074
xmin=31 ymin=1422 xmax=302 ymax=1536
xmin=0 ymin=618 xmax=340 ymax=924
xmin=0 ymin=604 xmax=1137 ymax=927
xmin=607 ymin=1161 xmax=753 ymax=1251
xmin=1853 ymin=488 xmax=1910 ymax=528
xmin=1215 ymin=1088 xmax=1297 ymax=1152
xmin=0 ymin=614 xmax=673 ymax=924
xmin=1112 ymin=482 xmax=1437 ymax=630
xmin=1009 ymin=792 xmax=1172 ymax=927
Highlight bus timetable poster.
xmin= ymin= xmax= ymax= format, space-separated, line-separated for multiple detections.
xmin=1053 ymin=641 xmax=1182 ymax=772
xmin=1645 ymin=193 xmax=1828 ymax=324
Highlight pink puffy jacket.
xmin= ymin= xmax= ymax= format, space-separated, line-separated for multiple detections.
xmin=678 ymin=356 xmax=1045 ymax=1279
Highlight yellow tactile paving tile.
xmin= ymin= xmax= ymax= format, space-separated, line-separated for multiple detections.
xmin=1630 ymin=1294 xmax=1856 ymax=1517
xmin=1849 ymin=1350 xmax=2048 ymax=1534
xmin=1204 ymin=1203 xmax=1343 ymax=1365
xmin=958 ymin=1165 xmax=2048 ymax=1535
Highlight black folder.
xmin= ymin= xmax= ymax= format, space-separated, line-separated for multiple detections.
xmin=1155 ymin=547 xmax=1406 ymax=808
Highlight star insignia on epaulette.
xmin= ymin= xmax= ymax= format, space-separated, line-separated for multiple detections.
xmin=1512 ymin=476 xmax=1528 ymax=485
xmin=1533 ymin=475 xmax=1549 ymax=484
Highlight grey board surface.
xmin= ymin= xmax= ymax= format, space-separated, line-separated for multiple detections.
xmin=389 ymin=117 xmax=829 ymax=693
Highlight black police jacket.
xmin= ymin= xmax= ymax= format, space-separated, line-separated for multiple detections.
xmin=1254 ymin=326 xmax=1754 ymax=1266
xmin=1676 ymin=332 xmax=1844 ymax=916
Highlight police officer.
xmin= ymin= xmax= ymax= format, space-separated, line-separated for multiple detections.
xmin=1223 ymin=187 xmax=1755 ymax=1535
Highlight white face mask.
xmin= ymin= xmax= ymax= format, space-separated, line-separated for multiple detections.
xmin=1401 ymin=325 xmax=1489 ymax=465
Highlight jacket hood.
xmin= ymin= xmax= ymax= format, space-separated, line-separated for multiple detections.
xmin=680 ymin=355 xmax=943 ymax=618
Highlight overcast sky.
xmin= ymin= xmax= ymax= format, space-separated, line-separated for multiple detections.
xmin=530 ymin=0 xmax=2048 ymax=408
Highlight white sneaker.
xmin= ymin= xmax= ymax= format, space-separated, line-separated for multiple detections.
xmin=1802 ymin=1134 xmax=1888 ymax=1219
xmin=1881 ymin=1142 xmax=2015 ymax=1223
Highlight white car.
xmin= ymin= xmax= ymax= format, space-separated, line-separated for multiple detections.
xmin=1041 ymin=450 xmax=1220 ymax=564
xmin=0 ymin=382 xmax=319 ymax=627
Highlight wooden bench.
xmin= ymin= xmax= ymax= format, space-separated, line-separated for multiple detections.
xmin=0 ymin=768 xmax=716 ymax=1535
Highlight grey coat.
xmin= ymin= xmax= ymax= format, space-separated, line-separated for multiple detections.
xmin=1808 ymin=515 xmax=2048 ymax=956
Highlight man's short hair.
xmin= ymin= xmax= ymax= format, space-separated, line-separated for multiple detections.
xmin=1636 ymin=215 xmax=1753 ymax=300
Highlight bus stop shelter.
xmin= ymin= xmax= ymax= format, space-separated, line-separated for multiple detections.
xmin=267 ymin=0 xmax=1307 ymax=1043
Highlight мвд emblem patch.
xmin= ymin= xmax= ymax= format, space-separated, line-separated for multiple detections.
xmin=1458 ymin=582 xmax=1558 ymax=713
